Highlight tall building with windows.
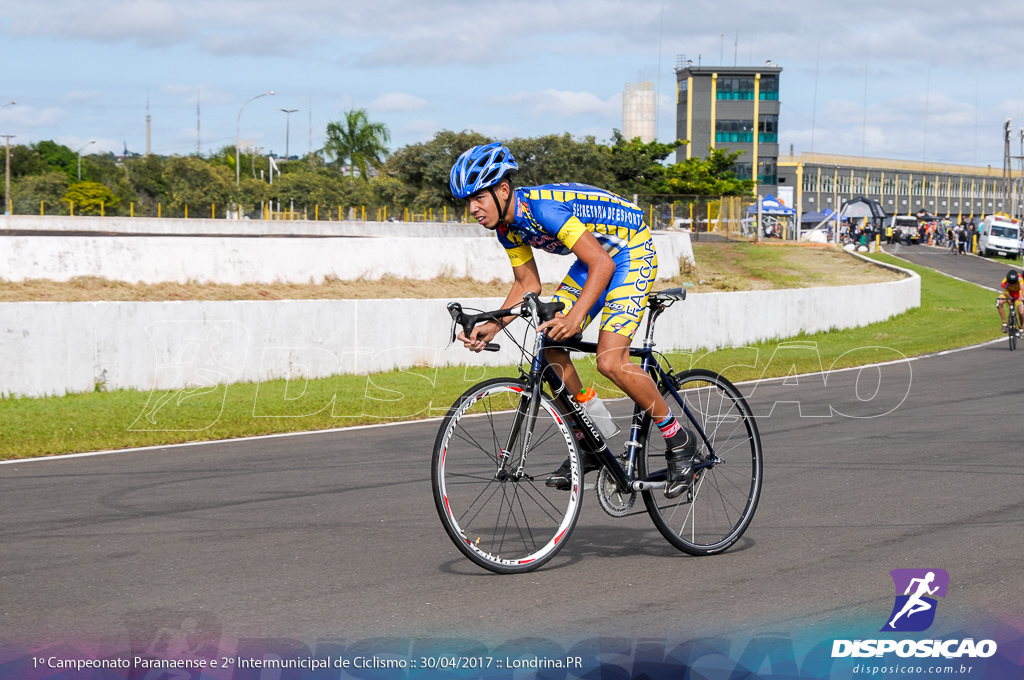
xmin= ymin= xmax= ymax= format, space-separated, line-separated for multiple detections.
xmin=674 ymin=61 xmax=782 ymax=195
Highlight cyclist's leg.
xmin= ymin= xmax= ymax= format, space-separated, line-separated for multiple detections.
xmin=997 ymin=296 xmax=1007 ymax=326
xmin=545 ymin=259 xmax=593 ymax=398
xmin=592 ymin=236 xmax=698 ymax=496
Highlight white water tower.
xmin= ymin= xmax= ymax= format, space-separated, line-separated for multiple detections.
xmin=622 ymin=82 xmax=657 ymax=143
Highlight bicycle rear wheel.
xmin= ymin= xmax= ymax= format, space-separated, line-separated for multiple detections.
xmin=1009 ymin=321 xmax=1017 ymax=351
xmin=640 ymin=368 xmax=763 ymax=556
xmin=431 ymin=378 xmax=583 ymax=574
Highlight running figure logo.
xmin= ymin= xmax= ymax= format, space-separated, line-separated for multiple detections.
xmin=882 ymin=568 xmax=949 ymax=632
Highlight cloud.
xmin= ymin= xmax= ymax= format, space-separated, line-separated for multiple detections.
xmin=491 ymin=90 xmax=620 ymax=119
xmin=65 ymin=90 xmax=103 ymax=103
xmin=5 ymin=0 xmax=190 ymax=47
xmin=370 ymin=93 xmax=430 ymax=114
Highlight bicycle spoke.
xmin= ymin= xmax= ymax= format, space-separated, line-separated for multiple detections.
xmin=432 ymin=379 xmax=581 ymax=573
xmin=642 ymin=369 xmax=762 ymax=556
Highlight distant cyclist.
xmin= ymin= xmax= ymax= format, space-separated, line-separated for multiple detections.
xmin=997 ymin=270 xmax=1023 ymax=333
xmin=449 ymin=142 xmax=697 ymax=497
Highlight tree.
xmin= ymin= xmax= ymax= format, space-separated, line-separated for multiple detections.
xmin=63 ymin=181 xmax=118 ymax=215
xmin=34 ymin=141 xmax=78 ymax=180
xmin=322 ymin=109 xmax=391 ymax=179
xmin=385 ymin=129 xmax=491 ymax=209
xmin=121 ymin=154 xmax=169 ymax=216
xmin=12 ymin=171 xmax=69 ymax=215
xmin=163 ymin=156 xmax=234 ymax=216
xmin=658 ymin=148 xmax=755 ymax=196
xmin=507 ymin=133 xmax=613 ymax=190
xmin=606 ymin=130 xmax=680 ymax=196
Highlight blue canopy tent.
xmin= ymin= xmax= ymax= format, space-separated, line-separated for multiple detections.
xmin=746 ymin=194 xmax=796 ymax=216
xmin=800 ymin=209 xmax=837 ymax=225
xmin=747 ymin=194 xmax=796 ymax=238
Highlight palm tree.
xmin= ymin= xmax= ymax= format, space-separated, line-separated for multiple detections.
xmin=322 ymin=109 xmax=391 ymax=179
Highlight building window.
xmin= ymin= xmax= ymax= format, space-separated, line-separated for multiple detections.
xmin=715 ymin=119 xmax=754 ymax=143
xmin=716 ymin=77 xmax=756 ymax=100
xmin=715 ymin=76 xmax=779 ymax=101
xmin=758 ymin=115 xmax=778 ymax=143
xmin=732 ymin=161 xmax=752 ymax=180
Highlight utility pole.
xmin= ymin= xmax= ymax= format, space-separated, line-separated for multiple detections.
xmin=2 ymin=134 xmax=14 ymax=215
xmin=280 ymin=108 xmax=298 ymax=159
xmin=1003 ymin=119 xmax=1011 ymax=212
xmin=1 ymin=101 xmax=14 ymax=215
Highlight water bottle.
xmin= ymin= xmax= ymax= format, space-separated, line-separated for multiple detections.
xmin=576 ymin=388 xmax=621 ymax=437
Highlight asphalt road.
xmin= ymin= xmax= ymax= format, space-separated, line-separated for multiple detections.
xmin=1 ymin=248 xmax=1021 ymax=664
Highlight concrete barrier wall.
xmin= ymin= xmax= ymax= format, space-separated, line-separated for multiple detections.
xmin=0 ymin=274 xmax=920 ymax=398
xmin=0 ymin=215 xmax=918 ymax=398
xmin=0 ymin=215 xmax=693 ymax=284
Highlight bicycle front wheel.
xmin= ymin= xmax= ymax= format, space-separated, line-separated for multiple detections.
xmin=431 ymin=378 xmax=583 ymax=574
xmin=640 ymin=369 xmax=763 ymax=556
xmin=1009 ymin=323 xmax=1017 ymax=351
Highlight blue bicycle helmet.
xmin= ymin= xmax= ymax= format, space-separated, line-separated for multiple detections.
xmin=449 ymin=142 xmax=518 ymax=199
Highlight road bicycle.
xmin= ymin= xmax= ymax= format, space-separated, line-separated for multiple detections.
xmin=999 ymin=294 xmax=1021 ymax=351
xmin=430 ymin=290 xmax=763 ymax=574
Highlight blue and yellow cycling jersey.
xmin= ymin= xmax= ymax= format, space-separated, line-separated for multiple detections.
xmin=493 ymin=182 xmax=658 ymax=338
xmin=494 ymin=183 xmax=649 ymax=267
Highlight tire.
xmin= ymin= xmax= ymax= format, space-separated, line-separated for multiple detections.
xmin=431 ymin=378 xmax=583 ymax=573
xmin=640 ymin=369 xmax=763 ymax=556
xmin=1010 ymin=325 xmax=1017 ymax=351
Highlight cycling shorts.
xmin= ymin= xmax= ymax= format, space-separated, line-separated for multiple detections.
xmin=998 ymin=291 xmax=1021 ymax=303
xmin=552 ymin=228 xmax=658 ymax=338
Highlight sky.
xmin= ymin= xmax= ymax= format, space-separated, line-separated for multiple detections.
xmin=2 ymin=0 xmax=1024 ymax=170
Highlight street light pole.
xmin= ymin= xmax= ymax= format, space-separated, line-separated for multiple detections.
xmin=75 ymin=140 xmax=96 ymax=181
xmin=235 ymin=90 xmax=275 ymax=187
xmin=280 ymin=108 xmax=298 ymax=160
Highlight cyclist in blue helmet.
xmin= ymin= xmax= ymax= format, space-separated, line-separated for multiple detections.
xmin=449 ymin=142 xmax=697 ymax=497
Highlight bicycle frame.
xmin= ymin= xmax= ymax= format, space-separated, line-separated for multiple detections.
xmin=436 ymin=288 xmax=763 ymax=571
xmin=516 ymin=298 xmax=717 ymax=494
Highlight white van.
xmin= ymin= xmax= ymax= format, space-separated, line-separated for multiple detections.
xmin=978 ymin=216 xmax=1022 ymax=258
xmin=888 ymin=216 xmax=919 ymax=243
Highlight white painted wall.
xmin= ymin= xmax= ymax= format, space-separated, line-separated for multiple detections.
xmin=0 ymin=274 xmax=919 ymax=399
xmin=0 ymin=216 xmax=693 ymax=284
xmin=0 ymin=215 xmax=919 ymax=399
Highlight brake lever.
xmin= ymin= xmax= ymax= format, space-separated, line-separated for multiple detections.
xmin=446 ymin=302 xmax=463 ymax=347
xmin=446 ymin=302 xmax=501 ymax=352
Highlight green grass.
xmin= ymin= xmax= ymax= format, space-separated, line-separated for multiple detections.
xmin=0 ymin=253 xmax=1002 ymax=460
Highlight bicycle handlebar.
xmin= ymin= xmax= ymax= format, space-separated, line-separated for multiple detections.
xmin=447 ymin=287 xmax=686 ymax=353
xmin=447 ymin=292 xmax=564 ymax=352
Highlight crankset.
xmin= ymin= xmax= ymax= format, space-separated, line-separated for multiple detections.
xmin=595 ymin=464 xmax=636 ymax=517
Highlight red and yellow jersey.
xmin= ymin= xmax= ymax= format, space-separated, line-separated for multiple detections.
xmin=1001 ymin=277 xmax=1022 ymax=299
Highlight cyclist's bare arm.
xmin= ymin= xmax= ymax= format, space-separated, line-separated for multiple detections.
xmin=458 ymin=259 xmax=542 ymax=351
xmin=538 ymin=230 xmax=614 ymax=341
